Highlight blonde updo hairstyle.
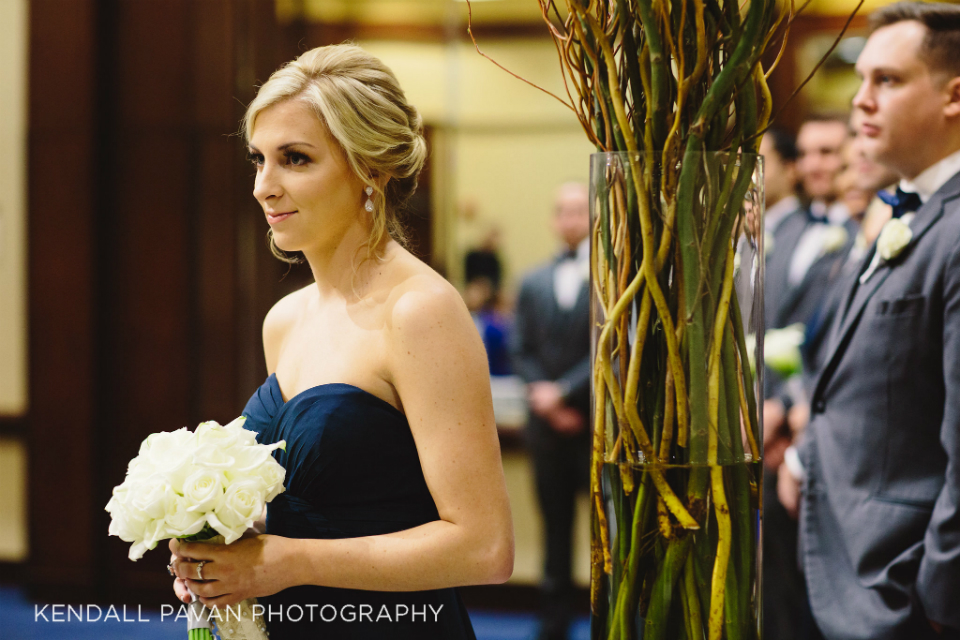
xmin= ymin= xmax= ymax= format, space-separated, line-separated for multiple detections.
xmin=243 ymin=44 xmax=427 ymax=263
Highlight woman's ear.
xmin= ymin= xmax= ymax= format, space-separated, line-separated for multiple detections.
xmin=368 ymin=171 xmax=390 ymax=191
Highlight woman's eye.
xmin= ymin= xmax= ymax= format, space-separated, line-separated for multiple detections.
xmin=247 ymin=152 xmax=264 ymax=167
xmin=286 ymin=152 xmax=310 ymax=166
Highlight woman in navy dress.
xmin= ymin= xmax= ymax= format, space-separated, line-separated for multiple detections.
xmin=167 ymin=44 xmax=514 ymax=638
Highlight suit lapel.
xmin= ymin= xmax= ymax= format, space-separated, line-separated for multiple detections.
xmin=812 ymin=174 xmax=960 ymax=401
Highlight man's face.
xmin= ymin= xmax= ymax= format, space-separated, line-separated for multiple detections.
xmin=553 ymin=185 xmax=590 ymax=248
xmin=796 ymin=121 xmax=849 ymax=202
xmin=853 ymin=20 xmax=955 ymax=179
xmin=759 ymin=136 xmax=797 ymax=206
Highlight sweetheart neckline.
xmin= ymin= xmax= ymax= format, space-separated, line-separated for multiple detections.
xmin=267 ymin=373 xmax=406 ymax=418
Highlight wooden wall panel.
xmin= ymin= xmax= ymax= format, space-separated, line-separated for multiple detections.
xmin=28 ymin=0 xmax=98 ymax=591
xmin=27 ymin=0 xmax=288 ymax=602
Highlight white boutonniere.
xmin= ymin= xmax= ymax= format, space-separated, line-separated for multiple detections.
xmin=819 ymin=225 xmax=849 ymax=256
xmin=876 ymin=218 xmax=913 ymax=261
xmin=860 ymin=218 xmax=914 ymax=284
xmin=764 ymin=323 xmax=805 ymax=378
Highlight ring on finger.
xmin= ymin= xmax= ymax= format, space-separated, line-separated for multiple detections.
xmin=196 ymin=560 xmax=207 ymax=581
xmin=167 ymin=562 xmax=175 ymax=577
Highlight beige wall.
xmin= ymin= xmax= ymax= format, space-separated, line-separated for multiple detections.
xmin=360 ymin=39 xmax=596 ymax=291
xmin=0 ymin=0 xmax=28 ymax=563
xmin=0 ymin=0 xmax=28 ymax=417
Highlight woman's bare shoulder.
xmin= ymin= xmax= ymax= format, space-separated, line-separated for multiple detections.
xmin=382 ymin=252 xmax=467 ymax=331
xmin=263 ymin=285 xmax=312 ymax=372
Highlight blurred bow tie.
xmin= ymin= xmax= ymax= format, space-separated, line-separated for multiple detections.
xmin=807 ymin=208 xmax=829 ymax=225
xmin=876 ymin=187 xmax=922 ymax=219
xmin=559 ymin=248 xmax=578 ymax=261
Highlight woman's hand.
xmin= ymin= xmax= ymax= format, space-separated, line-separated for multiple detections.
xmin=168 ymin=533 xmax=295 ymax=607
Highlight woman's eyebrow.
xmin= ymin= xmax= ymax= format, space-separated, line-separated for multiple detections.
xmin=278 ymin=142 xmax=317 ymax=151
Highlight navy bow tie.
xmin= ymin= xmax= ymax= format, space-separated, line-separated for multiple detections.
xmin=876 ymin=187 xmax=923 ymax=219
xmin=807 ymin=208 xmax=829 ymax=225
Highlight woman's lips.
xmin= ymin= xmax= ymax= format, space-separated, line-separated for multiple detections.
xmin=861 ymin=123 xmax=881 ymax=137
xmin=266 ymin=211 xmax=296 ymax=224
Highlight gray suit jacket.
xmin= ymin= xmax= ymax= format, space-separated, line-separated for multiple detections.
xmin=799 ymin=170 xmax=960 ymax=639
xmin=764 ymin=207 xmax=849 ymax=402
xmin=510 ymin=258 xmax=592 ymax=416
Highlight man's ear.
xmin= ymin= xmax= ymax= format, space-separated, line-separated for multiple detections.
xmin=943 ymin=75 xmax=960 ymax=118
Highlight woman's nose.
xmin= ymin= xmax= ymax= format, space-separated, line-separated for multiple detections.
xmin=253 ymin=165 xmax=282 ymax=202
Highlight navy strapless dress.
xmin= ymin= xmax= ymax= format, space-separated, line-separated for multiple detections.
xmin=241 ymin=374 xmax=477 ymax=639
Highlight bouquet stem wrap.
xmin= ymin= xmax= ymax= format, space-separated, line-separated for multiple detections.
xmin=187 ymin=534 xmax=270 ymax=640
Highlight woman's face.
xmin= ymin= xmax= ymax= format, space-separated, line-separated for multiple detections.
xmin=248 ymin=100 xmax=366 ymax=255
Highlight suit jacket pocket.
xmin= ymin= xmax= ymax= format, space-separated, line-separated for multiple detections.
xmin=874 ymin=293 xmax=926 ymax=317
xmin=876 ymin=296 xmax=946 ymax=506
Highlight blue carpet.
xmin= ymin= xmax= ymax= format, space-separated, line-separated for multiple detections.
xmin=0 ymin=586 xmax=590 ymax=640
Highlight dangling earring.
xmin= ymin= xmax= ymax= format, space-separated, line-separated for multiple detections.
xmin=364 ymin=186 xmax=374 ymax=213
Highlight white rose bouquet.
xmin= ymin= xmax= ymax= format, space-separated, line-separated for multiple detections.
xmin=105 ymin=416 xmax=286 ymax=640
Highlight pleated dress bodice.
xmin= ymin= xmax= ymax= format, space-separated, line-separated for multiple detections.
xmin=241 ymin=374 xmax=476 ymax=639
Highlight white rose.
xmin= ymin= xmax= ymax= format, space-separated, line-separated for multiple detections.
xmin=162 ymin=493 xmax=207 ymax=538
xmin=208 ymin=480 xmax=265 ymax=544
xmin=130 ymin=479 xmax=177 ymax=520
xmin=136 ymin=428 xmax=196 ymax=489
xmin=183 ymin=468 xmax=227 ymax=513
xmin=226 ymin=440 xmax=286 ymax=499
xmin=138 ymin=427 xmax=195 ymax=458
xmin=195 ymin=421 xmax=239 ymax=451
xmin=877 ymin=218 xmax=913 ymax=261
xmin=139 ymin=517 xmax=167 ymax=559
xmin=191 ymin=442 xmax=236 ymax=470
xmin=106 ymin=486 xmax=149 ymax=541
xmin=257 ymin=458 xmax=287 ymax=502
xmin=222 ymin=416 xmax=258 ymax=447
xmin=106 ymin=486 xmax=159 ymax=561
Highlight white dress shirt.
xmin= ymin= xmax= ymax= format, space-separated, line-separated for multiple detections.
xmin=554 ymin=238 xmax=589 ymax=310
xmin=860 ymin=149 xmax=960 ymax=284
xmin=901 ymin=147 xmax=960 ymax=204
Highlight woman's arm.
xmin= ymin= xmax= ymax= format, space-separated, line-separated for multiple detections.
xmin=172 ymin=277 xmax=514 ymax=606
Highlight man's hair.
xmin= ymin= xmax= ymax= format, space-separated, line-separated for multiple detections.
xmin=870 ymin=2 xmax=960 ymax=77
xmin=763 ymin=127 xmax=799 ymax=163
xmin=801 ymin=112 xmax=851 ymax=131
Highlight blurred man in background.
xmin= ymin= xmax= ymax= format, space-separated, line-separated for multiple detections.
xmin=758 ymin=127 xmax=824 ymax=640
xmin=796 ymin=114 xmax=852 ymax=224
xmin=511 ymin=183 xmax=591 ymax=640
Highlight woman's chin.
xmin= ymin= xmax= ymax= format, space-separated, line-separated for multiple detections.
xmin=272 ymin=235 xmax=301 ymax=254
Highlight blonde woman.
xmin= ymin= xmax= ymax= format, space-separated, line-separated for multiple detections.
xmin=167 ymin=44 xmax=513 ymax=639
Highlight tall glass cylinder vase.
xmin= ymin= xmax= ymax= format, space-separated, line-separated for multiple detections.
xmin=589 ymin=151 xmax=764 ymax=640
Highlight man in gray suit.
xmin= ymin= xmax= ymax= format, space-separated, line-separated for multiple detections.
xmin=782 ymin=4 xmax=960 ymax=638
xmin=511 ymin=183 xmax=592 ymax=640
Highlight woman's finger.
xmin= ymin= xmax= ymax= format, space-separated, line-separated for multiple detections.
xmin=173 ymin=558 xmax=216 ymax=581
xmin=177 ymin=541 xmax=219 ymax=561
xmin=184 ymin=579 xmax=224 ymax=599
xmin=173 ymin=578 xmax=191 ymax=604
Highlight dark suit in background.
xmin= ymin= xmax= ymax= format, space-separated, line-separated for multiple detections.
xmin=799 ymin=170 xmax=960 ymax=639
xmin=763 ymin=205 xmax=848 ymax=640
xmin=511 ymin=254 xmax=591 ymax=640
